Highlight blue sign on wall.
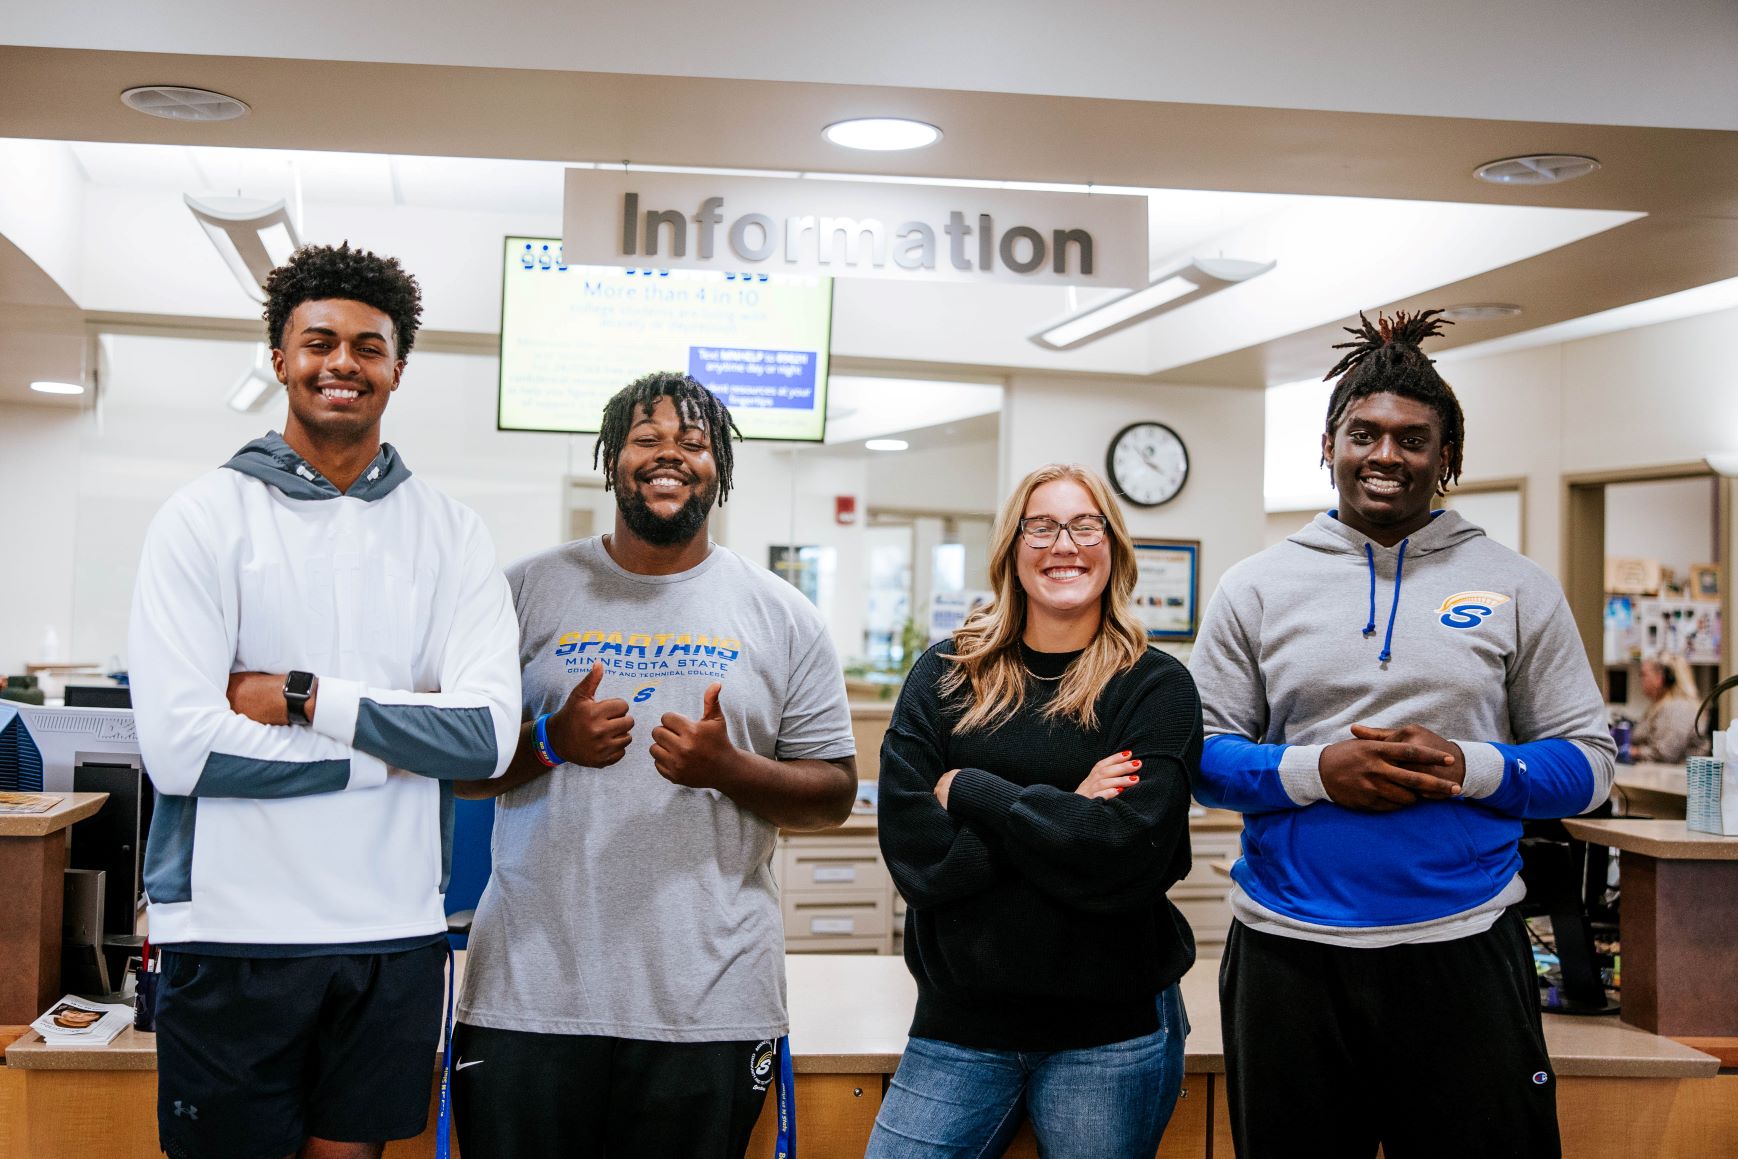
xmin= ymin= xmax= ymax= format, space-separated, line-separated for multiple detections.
xmin=689 ymin=346 xmax=817 ymax=411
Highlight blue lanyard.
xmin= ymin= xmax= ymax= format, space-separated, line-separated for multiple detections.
xmin=437 ymin=943 xmax=456 ymax=1159
xmin=773 ymin=1034 xmax=796 ymax=1159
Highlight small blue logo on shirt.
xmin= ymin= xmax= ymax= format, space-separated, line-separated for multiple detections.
xmin=1437 ymin=590 xmax=1511 ymax=629
xmin=1532 ymin=1071 xmax=1549 ymax=1086
xmin=632 ymin=686 xmax=656 ymax=703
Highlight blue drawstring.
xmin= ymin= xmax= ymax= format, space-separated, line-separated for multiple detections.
xmin=1378 ymin=539 xmax=1409 ymax=664
xmin=1361 ymin=539 xmax=1410 ymax=664
xmin=1362 ymin=544 xmax=1377 ymax=636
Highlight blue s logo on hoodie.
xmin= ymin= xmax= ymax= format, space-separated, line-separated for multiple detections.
xmin=1438 ymin=590 xmax=1511 ymax=629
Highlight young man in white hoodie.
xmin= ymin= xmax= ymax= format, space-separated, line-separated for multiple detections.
xmin=1189 ymin=312 xmax=1614 ymax=1159
xmin=129 ymin=244 xmax=521 ymax=1159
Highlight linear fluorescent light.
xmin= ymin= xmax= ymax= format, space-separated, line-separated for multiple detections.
xmin=1031 ymin=257 xmax=1277 ymax=350
xmin=30 ymin=380 xmax=85 ymax=395
xmin=226 ymin=344 xmax=281 ymax=412
xmin=865 ymin=438 xmax=910 ymax=452
xmin=185 ymin=194 xmax=303 ymax=303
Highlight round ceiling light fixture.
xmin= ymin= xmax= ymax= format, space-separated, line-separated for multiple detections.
xmin=1473 ymin=154 xmax=1599 ymax=186
xmin=822 ymin=118 xmax=942 ymax=152
xmin=121 ymin=85 xmax=251 ymax=123
xmin=1442 ymin=303 xmax=1524 ymax=321
xmin=30 ymin=380 xmax=86 ymax=395
xmin=865 ymin=438 xmax=910 ymax=452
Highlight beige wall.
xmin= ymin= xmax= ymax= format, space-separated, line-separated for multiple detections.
xmin=1001 ymin=373 xmax=1267 ymax=608
xmin=1440 ymin=305 xmax=1738 ymax=577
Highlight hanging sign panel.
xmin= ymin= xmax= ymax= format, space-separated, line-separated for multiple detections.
xmin=564 ymin=170 xmax=1148 ymax=289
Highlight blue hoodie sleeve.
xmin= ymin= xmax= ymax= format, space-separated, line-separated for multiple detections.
xmin=1188 ymin=583 xmax=1317 ymax=814
xmin=1454 ymin=586 xmax=1615 ymax=818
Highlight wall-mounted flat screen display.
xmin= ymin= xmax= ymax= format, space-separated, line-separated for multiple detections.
xmin=498 ymin=237 xmax=833 ymax=440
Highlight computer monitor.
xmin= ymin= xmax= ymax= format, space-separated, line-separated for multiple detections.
xmin=8 ymin=705 xmax=140 ymax=792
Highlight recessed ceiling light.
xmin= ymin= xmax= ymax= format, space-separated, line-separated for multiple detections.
xmin=30 ymin=380 xmax=85 ymax=395
xmin=822 ymin=118 xmax=942 ymax=152
xmin=1442 ymin=303 xmax=1524 ymax=321
xmin=121 ymin=85 xmax=251 ymax=122
xmin=1473 ymin=154 xmax=1600 ymax=186
xmin=865 ymin=438 xmax=910 ymax=452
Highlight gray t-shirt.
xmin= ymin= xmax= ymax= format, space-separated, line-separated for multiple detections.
xmin=456 ymin=537 xmax=855 ymax=1041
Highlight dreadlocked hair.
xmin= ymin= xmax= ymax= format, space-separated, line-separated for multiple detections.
xmin=593 ymin=371 xmax=743 ymax=503
xmin=263 ymin=242 xmax=423 ymax=358
xmin=1322 ymin=309 xmax=1465 ymax=495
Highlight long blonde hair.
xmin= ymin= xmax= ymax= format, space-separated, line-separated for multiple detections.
xmin=938 ymin=463 xmax=1149 ymax=732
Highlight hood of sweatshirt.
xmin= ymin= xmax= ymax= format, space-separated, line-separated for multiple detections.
xmin=222 ymin=431 xmax=412 ymax=501
xmin=1287 ymin=509 xmax=1485 ymax=664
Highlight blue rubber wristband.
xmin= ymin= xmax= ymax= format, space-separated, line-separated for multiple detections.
xmin=533 ymin=713 xmax=565 ymax=768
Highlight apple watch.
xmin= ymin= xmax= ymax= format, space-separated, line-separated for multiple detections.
xmin=284 ymin=670 xmax=316 ymax=725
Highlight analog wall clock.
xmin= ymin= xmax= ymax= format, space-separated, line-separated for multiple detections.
xmin=1106 ymin=422 xmax=1189 ymax=507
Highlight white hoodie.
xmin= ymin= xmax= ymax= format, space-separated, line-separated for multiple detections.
xmin=128 ymin=433 xmax=520 ymax=947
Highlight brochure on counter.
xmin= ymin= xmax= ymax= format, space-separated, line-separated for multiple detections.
xmin=31 ymin=996 xmax=132 ymax=1047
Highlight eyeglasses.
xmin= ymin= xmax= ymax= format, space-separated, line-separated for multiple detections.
xmin=1018 ymin=515 xmax=1108 ymax=548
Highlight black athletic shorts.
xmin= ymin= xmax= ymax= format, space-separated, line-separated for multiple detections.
xmin=450 ymin=1022 xmax=774 ymax=1159
xmin=154 ymin=940 xmax=447 ymax=1159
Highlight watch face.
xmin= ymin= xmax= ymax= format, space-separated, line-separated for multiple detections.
xmin=1107 ymin=422 xmax=1189 ymax=507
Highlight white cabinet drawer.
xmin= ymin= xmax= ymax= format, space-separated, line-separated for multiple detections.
xmin=780 ymin=839 xmax=888 ymax=893
xmin=783 ymin=891 xmax=891 ymax=941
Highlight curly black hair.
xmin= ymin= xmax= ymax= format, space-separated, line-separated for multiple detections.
xmin=263 ymin=242 xmax=424 ymax=359
xmin=593 ymin=372 xmax=743 ymax=504
xmin=1321 ymin=309 xmax=1465 ymax=495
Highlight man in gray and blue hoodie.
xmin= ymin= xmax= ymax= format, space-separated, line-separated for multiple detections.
xmin=1190 ymin=312 xmax=1614 ymax=1159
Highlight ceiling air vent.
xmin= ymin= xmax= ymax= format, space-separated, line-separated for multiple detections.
xmin=1473 ymin=154 xmax=1599 ymax=186
xmin=120 ymin=85 xmax=250 ymax=123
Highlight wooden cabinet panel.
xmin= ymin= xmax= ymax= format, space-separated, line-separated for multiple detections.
xmin=745 ymin=1073 xmax=881 ymax=1156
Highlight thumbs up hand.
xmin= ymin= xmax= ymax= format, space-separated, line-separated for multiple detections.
xmin=650 ymin=682 xmax=737 ymax=788
xmin=549 ymin=662 xmax=635 ymax=768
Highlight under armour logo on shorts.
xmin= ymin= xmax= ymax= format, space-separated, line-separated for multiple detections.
xmin=173 ymin=1100 xmax=200 ymax=1120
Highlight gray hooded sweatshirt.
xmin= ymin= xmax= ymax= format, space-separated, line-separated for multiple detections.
xmin=1189 ymin=509 xmax=1615 ymax=945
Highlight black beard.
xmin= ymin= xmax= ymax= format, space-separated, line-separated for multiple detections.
xmin=616 ymin=477 xmax=717 ymax=546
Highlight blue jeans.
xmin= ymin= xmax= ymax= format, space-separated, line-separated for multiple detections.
xmin=866 ymin=985 xmax=1187 ymax=1159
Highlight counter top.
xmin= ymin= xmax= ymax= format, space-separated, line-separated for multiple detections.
xmin=1614 ymin=762 xmax=1687 ymax=801
xmin=10 ymin=954 xmax=1716 ymax=1079
xmin=1562 ymin=818 xmax=1738 ymax=860
xmin=0 ymin=791 xmax=108 ymax=838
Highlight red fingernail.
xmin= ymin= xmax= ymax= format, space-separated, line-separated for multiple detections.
xmin=1113 ymin=787 xmax=1124 ymax=795
xmin=1129 ymin=775 xmax=1139 ymax=782
xmin=1122 ymin=751 xmax=1132 ymax=758
xmin=1131 ymin=760 xmax=1141 ymax=769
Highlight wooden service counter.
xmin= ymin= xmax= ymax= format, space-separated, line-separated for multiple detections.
xmin=0 ymin=792 xmax=108 ymax=1025
xmin=5 ymin=954 xmax=1731 ymax=1159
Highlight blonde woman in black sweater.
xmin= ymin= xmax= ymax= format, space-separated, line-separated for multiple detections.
xmin=868 ymin=463 xmax=1201 ymax=1159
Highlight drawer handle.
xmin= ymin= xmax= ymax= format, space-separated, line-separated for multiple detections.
xmin=812 ymin=866 xmax=858 ymax=883
xmin=810 ymin=917 xmax=857 ymax=935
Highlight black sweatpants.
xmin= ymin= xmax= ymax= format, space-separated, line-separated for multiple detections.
xmin=450 ymin=1022 xmax=773 ymax=1159
xmin=1220 ymin=908 xmax=1560 ymax=1159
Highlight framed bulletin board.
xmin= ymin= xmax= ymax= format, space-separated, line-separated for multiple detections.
xmin=1131 ymin=539 xmax=1200 ymax=640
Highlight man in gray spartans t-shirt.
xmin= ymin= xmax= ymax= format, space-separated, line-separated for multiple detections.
xmin=451 ymin=372 xmax=858 ymax=1159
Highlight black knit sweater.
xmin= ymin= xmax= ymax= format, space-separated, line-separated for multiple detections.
xmin=878 ymin=640 xmax=1201 ymax=1051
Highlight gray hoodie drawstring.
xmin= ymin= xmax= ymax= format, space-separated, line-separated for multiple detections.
xmin=1363 ymin=539 xmax=1411 ymax=663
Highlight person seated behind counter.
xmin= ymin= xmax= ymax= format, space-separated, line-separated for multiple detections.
xmin=450 ymin=372 xmax=857 ymax=1159
xmin=1630 ymin=652 xmax=1710 ymax=764
xmin=870 ymin=463 xmax=1199 ymax=1159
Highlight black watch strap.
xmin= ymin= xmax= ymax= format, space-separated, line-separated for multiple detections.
xmin=284 ymin=670 xmax=316 ymax=725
